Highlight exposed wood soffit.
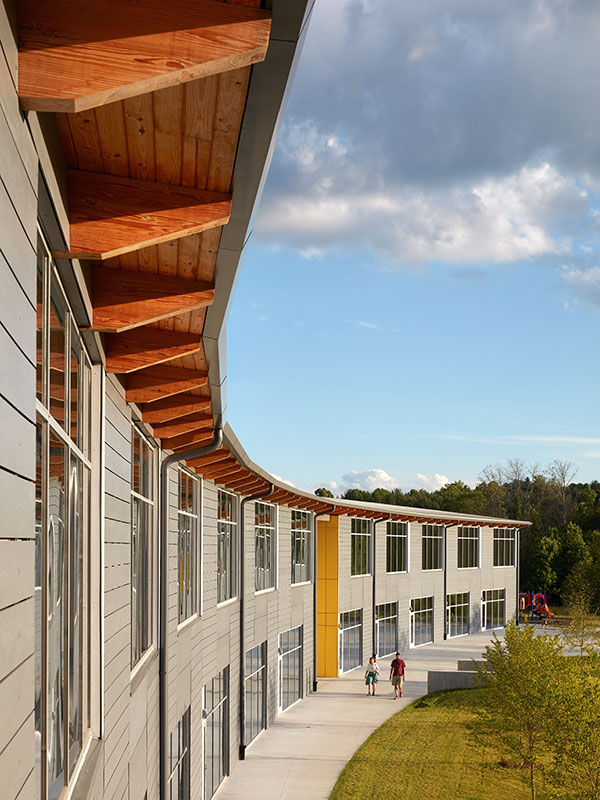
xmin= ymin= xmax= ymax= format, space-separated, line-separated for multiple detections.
xmin=105 ymin=328 xmax=202 ymax=373
xmin=151 ymin=413 xmax=213 ymax=439
xmin=54 ymin=170 xmax=231 ymax=261
xmin=199 ymin=463 xmax=242 ymax=482
xmin=160 ymin=426 xmax=216 ymax=450
xmin=141 ymin=394 xmax=212 ymax=424
xmin=91 ymin=267 xmax=214 ymax=333
xmin=171 ymin=433 xmax=214 ymax=453
xmin=235 ymin=479 xmax=269 ymax=495
xmin=185 ymin=450 xmax=230 ymax=470
xmin=18 ymin=0 xmax=272 ymax=113
xmin=53 ymin=169 xmax=231 ymax=261
xmin=125 ymin=365 xmax=208 ymax=403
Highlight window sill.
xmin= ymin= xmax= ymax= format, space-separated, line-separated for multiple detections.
xmin=217 ymin=596 xmax=238 ymax=609
xmin=254 ymin=587 xmax=276 ymax=596
xmin=130 ymin=646 xmax=158 ymax=692
xmin=457 ymin=566 xmax=480 ymax=571
xmin=350 ymin=573 xmax=371 ymax=578
xmin=492 ymin=564 xmax=515 ymax=569
xmin=385 ymin=570 xmax=409 ymax=575
xmin=422 ymin=568 xmax=443 ymax=572
xmin=70 ymin=736 xmax=103 ymax=800
xmin=291 ymin=580 xmax=311 ymax=588
xmin=177 ymin=613 xmax=200 ymax=633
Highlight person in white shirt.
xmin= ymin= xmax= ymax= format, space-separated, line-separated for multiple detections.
xmin=364 ymin=656 xmax=380 ymax=696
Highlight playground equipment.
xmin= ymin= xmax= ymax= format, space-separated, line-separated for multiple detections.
xmin=519 ymin=591 xmax=555 ymax=621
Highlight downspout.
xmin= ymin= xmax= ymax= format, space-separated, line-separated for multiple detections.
xmin=372 ymin=514 xmax=391 ymax=656
xmin=312 ymin=505 xmax=336 ymax=693
xmin=239 ymin=483 xmax=274 ymax=761
xmin=160 ymin=426 xmax=223 ymax=800
xmin=442 ymin=521 xmax=458 ymax=640
xmin=516 ymin=528 xmax=521 ymax=625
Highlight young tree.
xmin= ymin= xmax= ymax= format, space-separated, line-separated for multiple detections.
xmin=474 ymin=622 xmax=563 ymax=800
xmin=560 ymin=589 xmax=599 ymax=656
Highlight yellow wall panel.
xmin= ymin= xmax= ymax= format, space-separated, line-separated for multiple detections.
xmin=316 ymin=516 xmax=339 ymax=677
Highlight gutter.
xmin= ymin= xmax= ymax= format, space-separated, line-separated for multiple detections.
xmin=239 ymin=483 xmax=274 ymax=761
xmin=160 ymin=426 xmax=224 ymax=800
xmin=515 ymin=528 xmax=521 ymax=625
xmin=312 ymin=505 xmax=335 ymax=692
xmin=372 ymin=514 xmax=391 ymax=655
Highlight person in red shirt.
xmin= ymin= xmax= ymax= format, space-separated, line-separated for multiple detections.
xmin=389 ymin=652 xmax=406 ymax=699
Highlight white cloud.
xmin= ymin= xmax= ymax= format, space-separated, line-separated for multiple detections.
xmin=312 ymin=468 xmax=449 ymax=494
xmin=561 ymin=266 xmax=600 ymax=310
xmin=414 ymin=472 xmax=449 ymax=491
xmin=270 ymin=473 xmax=296 ymax=488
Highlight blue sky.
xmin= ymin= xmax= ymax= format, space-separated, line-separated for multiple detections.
xmin=226 ymin=0 xmax=600 ymax=494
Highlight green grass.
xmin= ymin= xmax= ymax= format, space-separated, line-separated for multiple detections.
xmin=329 ymin=689 xmax=532 ymax=800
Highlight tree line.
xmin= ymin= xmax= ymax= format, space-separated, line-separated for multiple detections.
xmin=316 ymin=458 xmax=600 ymax=607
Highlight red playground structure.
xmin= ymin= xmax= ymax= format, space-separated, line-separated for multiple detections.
xmin=519 ymin=591 xmax=555 ymax=620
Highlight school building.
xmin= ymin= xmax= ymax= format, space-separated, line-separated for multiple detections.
xmin=0 ymin=1 xmax=530 ymax=799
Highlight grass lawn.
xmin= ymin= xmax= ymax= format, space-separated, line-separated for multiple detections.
xmin=329 ymin=688 xmax=532 ymax=800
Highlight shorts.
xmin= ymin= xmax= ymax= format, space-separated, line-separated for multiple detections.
xmin=391 ymin=675 xmax=404 ymax=687
xmin=365 ymin=673 xmax=379 ymax=685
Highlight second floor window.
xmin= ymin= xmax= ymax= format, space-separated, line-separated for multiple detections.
xmin=457 ymin=526 xmax=479 ymax=569
xmin=131 ymin=427 xmax=155 ymax=666
xmin=494 ymin=528 xmax=516 ymax=566
xmin=291 ymin=510 xmax=311 ymax=584
xmin=255 ymin=502 xmax=275 ymax=591
xmin=422 ymin=524 xmax=443 ymax=570
xmin=178 ymin=470 xmax=199 ymax=623
xmin=351 ymin=518 xmax=371 ymax=576
xmin=386 ymin=521 xmax=408 ymax=573
xmin=217 ymin=490 xmax=237 ymax=603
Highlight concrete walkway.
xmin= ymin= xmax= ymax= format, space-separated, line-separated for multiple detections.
xmin=217 ymin=630 xmax=503 ymax=800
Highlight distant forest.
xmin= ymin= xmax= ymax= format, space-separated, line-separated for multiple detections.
xmin=316 ymin=459 xmax=600 ymax=606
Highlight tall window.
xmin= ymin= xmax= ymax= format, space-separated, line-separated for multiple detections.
xmin=457 ymin=526 xmax=479 ymax=569
xmin=204 ymin=667 xmax=230 ymax=800
xmin=422 ymin=524 xmax=443 ymax=570
xmin=386 ymin=521 xmax=408 ymax=573
xmin=244 ymin=642 xmax=266 ymax=745
xmin=339 ymin=610 xmax=362 ymax=673
xmin=217 ymin=491 xmax=237 ymax=603
xmin=35 ymin=233 xmax=92 ymax=799
xmin=351 ymin=518 xmax=371 ymax=576
xmin=168 ymin=708 xmax=190 ymax=800
xmin=279 ymin=626 xmax=303 ymax=711
xmin=482 ymin=589 xmax=505 ymax=629
xmin=291 ymin=510 xmax=311 ymax=584
xmin=376 ymin=603 xmax=398 ymax=657
xmin=446 ymin=593 xmax=469 ymax=637
xmin=255 ymin=502 xmax=275 ymax=591
xmin=494 ymin=528 xmax=516 ymax=566
xmin=131 ymin=427 xmax=155 ymax=666
xmin=410 ymin=597 xmax=434 ymax=646
xmin=178 ymin=470 xmax=199 ymax=623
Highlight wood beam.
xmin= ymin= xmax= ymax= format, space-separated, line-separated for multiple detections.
xmin=185 ymin=450 xmax=230 ymax=470
xmin=105 ymin=327 xmax=202 ymax=373
xmin=162 ymin=427 xmax=216 ymax=451
xmin=19 ymin=0 xmax=271 ymax=113
xmin=197 ymin=460 xmax=239 ymax=479
xmin=55 ymin=170 xmax=231 ymax=261
xmin=92 ymin=267 xmax=214 ymax=333
xmin=170 ymin=433 xmax=215 ymax=453
xmin=151 ymin=413 xmax=213 ymax=439
xmin=232 ymin=478 xmax=268 ymax=495
xmin=125 ymin=365 xmax=208 ymax=403
xmin=141 ymin=394 xmax=211 ymax=424
xmin=202 ymin=465 xmax=244 ymax=483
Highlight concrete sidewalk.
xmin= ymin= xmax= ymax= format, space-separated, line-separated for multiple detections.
xmin=216 ymin=630 xmax=502 ymax=800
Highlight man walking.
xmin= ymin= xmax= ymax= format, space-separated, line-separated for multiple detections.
xmin=389 ymin=651 xmax=406 ymax=699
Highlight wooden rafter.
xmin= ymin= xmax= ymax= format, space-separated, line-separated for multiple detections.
xmin=125 ymin=365 xmax=208 ymax=403
xmin=171 ymin=433 xmax=214 ymax=453
xmin=55 ymin=170 xmax=231 ymax=260
xmin=104 ymin=327 xmax=202 ymax=373
xmin=234 ymin=478 xmax=268 ymax=495
xmin=150 ymin=412 xmax=213 ymax=439
xmin=92 ymin=267 xmax=214 ymax=333
xmin=162 ymin=427 xmax=215 ymax=451
xmin=141 ymin=394 xmax=211 ymax=425
xmin=19 ymin=0 xmax=271 ymax=113
xmin=185 ymin=450 xmax=230 ymax=470
xmin=199 ymin=463 xmax=242 ymax=482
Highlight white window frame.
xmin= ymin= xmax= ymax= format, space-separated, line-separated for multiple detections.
xmin=410 ymin=596 xmax=434 ymax=648
xmin=244 ymin=642 xmax=267 ymax=747
xmin=202 ymin=667 xmax=230 ymax=799
xmin=131 ymin=425 xmax=157 ymax=669
xmin=422 ymin=524 xmax=444 ymax=571
xmin=168 ymin=707 xmax=191 ymax=800
xmin=386 ymin=521 xmax=409 ymax=574
xmin=254 ymin=501 xmax=277 ymax=594
xmin=446 ymin=592 xmax=470 ymax=638
xmin=278 ymin=626 xmax=303 ymax=713
xmin=291 ymin=509 xmax=312 ymax=586
xmin=457 ymin=526 xmax=480 ymax=570
xmin=217 ymin=489 xmax=238 ymax=605
xmin=375 ymin=602 xmax=398 ymax=657
xmin=350 ymin=518 xmax=371 ymax=577
xmin=338 ymin=609 xmax=363 ymax=674
xmin=177 ymin=467 xmax=200 ymax=626
xmin=481 ymin=589 xmax=506 ymax=630
xmin=493 ymin=528 xmax=516 ymax=567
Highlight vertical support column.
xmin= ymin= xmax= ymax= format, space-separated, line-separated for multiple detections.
xmin=316 ymin=516 xmax=339 ymax=677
